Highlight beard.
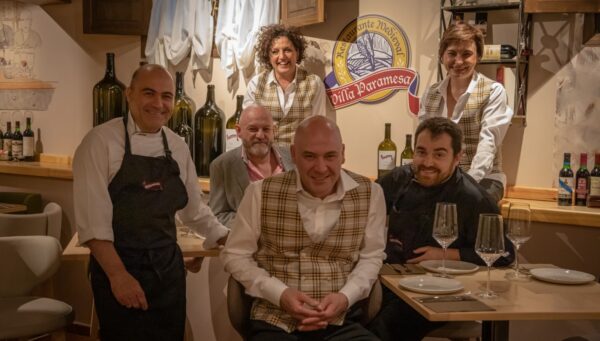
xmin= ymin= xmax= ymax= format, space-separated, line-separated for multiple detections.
xmin=245 ymin=141 xmax=270 ymax=158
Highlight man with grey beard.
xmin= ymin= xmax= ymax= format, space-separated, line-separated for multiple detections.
xmin=209 ymin=104 xmax=295 ymax=227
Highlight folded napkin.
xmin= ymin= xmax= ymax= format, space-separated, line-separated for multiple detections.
xmin=379 ymin=263 xmax=427 ymax=275
xmin=416 ymin=296 xmax=495 ymax=313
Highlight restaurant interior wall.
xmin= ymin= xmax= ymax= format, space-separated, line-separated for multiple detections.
xmin=2 ymin=0 xmax=598 ymax=340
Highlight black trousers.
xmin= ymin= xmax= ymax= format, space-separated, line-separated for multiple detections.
xmin=367 ymin=286 xmax=445 ymax=341
xmin=90 ymin=245 xmax=186 ymax=341
xmin=248 ymin=306 xmax=379 ymax=341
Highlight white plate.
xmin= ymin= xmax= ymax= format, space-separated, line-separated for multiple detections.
xmin=530 ymin=268 xmax=596 ymax=285
xmin=398 ymin=276 xmax=464 ymax=294
xmin=420 ymin=260 xmax=479 ymax=275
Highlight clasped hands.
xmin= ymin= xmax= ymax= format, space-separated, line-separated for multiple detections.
xmin=280 ymin=287 xmax=349 ymax=332
xmin=406 ymin=246 xmax=460 ymax=263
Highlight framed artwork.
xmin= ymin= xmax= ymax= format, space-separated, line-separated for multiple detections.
xmin=281 ymin=0 xmax=325 ymax=27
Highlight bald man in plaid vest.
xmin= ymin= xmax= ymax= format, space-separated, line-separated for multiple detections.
xmin=221 ymin=116 xmax=387 ymax=340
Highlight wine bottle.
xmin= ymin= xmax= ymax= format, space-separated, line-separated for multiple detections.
xmin=482 ymin=44 xmax=517 ymax=61
xmin=400 ymin=134 xmax=414 ymax=166
xmin=1 ymin=122 xmax=11 ymax=161
xmin=226 ymin=95 xmax=243 ymax=152
xmin=22 ymin=117 xmax=34 ymax=161
xmin=377 ymin=123 xmax=397 ymax=178
xmin=194 ymin=84 xmax=225 ymax=177
xmin=93 ymin=52 xmax=127 ymax=127
xmin=575 ymin=153 xmax=590 ymax=206
xmin=168 ymin=72 xmax=194 ymax=131
xmin=11 ymin=121 xmax=23 ymax=161
xmin=558 ymin=152 xmax=574 ymax=206
xmin=588 ymin=153 xmax=600 ymax=208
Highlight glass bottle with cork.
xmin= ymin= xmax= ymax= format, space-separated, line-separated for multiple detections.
xmin=225 ymin=95 xmax=243 ymax=152
xmin=558 ymin=152 xmax=574 ymax=206
xmin=377 ymin=123 xmax=397 ymax=178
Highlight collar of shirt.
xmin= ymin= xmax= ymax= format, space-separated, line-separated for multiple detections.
xmin=240 ymin=146 xmax=285 ymax=181
xmin=126 ymin=112 xmax=163 ymax=137
xmin=267 ymin=68 xmax=298 ymax=95
xmin=438 ymin=72 xmax=480 ymax=120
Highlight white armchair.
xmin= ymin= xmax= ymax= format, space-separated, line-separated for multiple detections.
xmin=0 ymin=235 xmax=74 ymax=339
xmin=0 ymin=202 xmax=62 ymax=239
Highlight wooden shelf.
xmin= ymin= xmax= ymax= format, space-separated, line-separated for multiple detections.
xmin=443 ymin=2 xmax=520 ymax=12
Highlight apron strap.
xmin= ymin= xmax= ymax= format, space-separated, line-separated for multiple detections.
xmin=122 ymin=114 xmax=173 ymax=159
xmin=122 ymin=115 xmax=132 ymax=155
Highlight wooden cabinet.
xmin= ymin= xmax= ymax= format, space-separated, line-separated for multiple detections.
xmin=83 ymin=0 xmax=151 ymax=35
xmin=524 ymin=0 xmax=600 ymax=13
xmin=281 ymin=0 xmax=325 ymax=27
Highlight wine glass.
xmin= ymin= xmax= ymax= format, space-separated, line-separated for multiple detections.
xmin=475 ymin=214 xmax=505 ymax=298
xmin=506 ymin=203 xmax=532 ymax=280
xmin=432 ymin=202 xmax=458 ymax=278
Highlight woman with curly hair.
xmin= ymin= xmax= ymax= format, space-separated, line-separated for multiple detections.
xmin=419 ymin=21 xmax=513 ymax=202
xmin=244 ymin=24 xmax=326 ymax=144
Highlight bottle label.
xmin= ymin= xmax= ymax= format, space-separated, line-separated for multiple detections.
xmin=226 ymin=129 xmax=241 ymax=152
xmin=378 ymin=151 xmax=396 ymax=171
xmin=11 ymin=140 xmax=23 ymax=159
xmin=558 ymin=177 xmax=574 ymax=199
xmin=590 ymin=177 xmax=600 ymax=196
xmin=401 ymin=158 xmax=413 ymax=166
xmin=23 ymin=137 xmax=34 ymax=157
xmin=3 ymin=139 xmax=11 ymax=152
xmin=482 ymin=45 xmax=500 ymax=61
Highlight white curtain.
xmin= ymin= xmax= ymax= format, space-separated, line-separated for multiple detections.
xmin=215 ymin=0 xmax=279 ymax=79
xmin=145 ymin=0 xmax=214 ymax=71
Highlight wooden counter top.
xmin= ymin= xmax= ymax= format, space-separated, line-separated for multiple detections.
xmin=501 ymin=198 xmax=600 ymax=228
xmin=0 ymin=160 xmax=73 ymax=180
xmin=1 ymin=162 xmax=599 ymax=227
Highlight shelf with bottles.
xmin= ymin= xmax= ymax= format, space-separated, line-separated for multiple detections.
xmin=440 ymin=0 xmax=532 ymax=126
xmin=442 ymin=2 xmax=520 ymax=12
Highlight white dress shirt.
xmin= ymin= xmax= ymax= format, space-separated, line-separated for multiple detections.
xmin=220 ymin=170 xmax=387 ymax=308
xmin=145 ymin=0 xmax=213 ymax=70
xmin=73 ymin=114 xmax=229 ymax=249
xmin=418 ymin=72 xmax=513 ymax=186
xmin=244 ymin=68 xmax=327 ymax=117
xmin=215 ymin=0 xmax=279 ymax=78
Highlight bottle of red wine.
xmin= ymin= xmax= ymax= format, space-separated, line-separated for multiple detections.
xmin=194 ymin=84 xmax=225 ymax=177
xmin=225 ymin=95 xmax=243 ymax=152
xmin=558 ymin=152 xmax=574 ymax=206
xmin=1 ymin=122 xmax=12 ymax=161
xmin=588 ymin=153 xmax=600 ymax=208
xmin=377 ymin=123 xmax=396 ymax=178
xmin=22 ymin=117 xmax=35 ymax=161
xmin=482 ymin=44 xmax=517 ymax=60
xmin=11 ymin=121 xmax=23 ymax=161
xmin=575 ymin=153 xmax=590 ymax=206
xmin=93 ymin=52 xmax=127 ymax=126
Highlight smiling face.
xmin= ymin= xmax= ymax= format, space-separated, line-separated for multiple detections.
xmin=126 ymin=66 xmax=174 ymax=133
xmin=412 ymin=129 xmax=461 ymax=187
xmin=269 ymin=36 xmax=298 ymax=80
xmin=441 ymin=40 xmax=479 ymax=81
xmin=291 ymin=117 xmax=345 ymax=199
xmin=236 ymin=105 xmax=275 ymax=159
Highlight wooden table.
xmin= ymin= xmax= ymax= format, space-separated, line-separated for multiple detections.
xmin=380 ymin=267 xmax=600 ymax=341
xmin=62 ymin=228 xmax=221 ymax=260
xmin=0 ymin=202 xmax=27 ymax=213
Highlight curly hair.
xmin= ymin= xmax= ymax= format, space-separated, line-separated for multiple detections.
xmin=439 ymin=21 xmax=484 ymax=60
xmin=255 ymin=24 xmax=307 ymax=70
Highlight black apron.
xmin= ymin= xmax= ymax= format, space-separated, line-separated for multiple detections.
xmin=90 ymin=116 xmax=189 ymax=341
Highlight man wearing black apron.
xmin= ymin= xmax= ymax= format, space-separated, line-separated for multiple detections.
xmin=73 ymin=65 xmax=229 ymax=340
xmin=368 ymin=117 xmax=514 ymax=341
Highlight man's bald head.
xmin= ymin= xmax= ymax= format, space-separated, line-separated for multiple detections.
xmin=129 ymin=64 xmax=173 ymax=89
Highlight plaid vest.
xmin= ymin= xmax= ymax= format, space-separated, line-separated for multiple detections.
xmin=251 ymin=170 xmax=371 ymax=332
xmin=421 ymin=74 xmax=503 ymax=175
xmin=254 ymin=67 xmax=318 ymax=145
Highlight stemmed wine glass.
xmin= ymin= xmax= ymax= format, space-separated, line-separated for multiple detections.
xmin=432 ymin=202 xmax=458 ymax=278
xmin=475 ymin=213 xmax=505 ymax=298
xmin=506 ymin=202 xmax=532 ymax=280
